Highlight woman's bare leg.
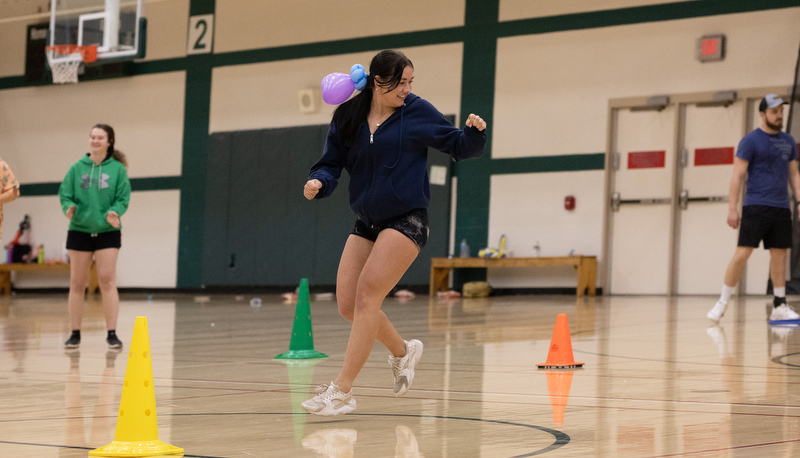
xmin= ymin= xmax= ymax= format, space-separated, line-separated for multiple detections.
xmin=67 ymin=250 xmax=94 ymax=330
xmin=334 ymin=229 xmax=418 ymax=392
xmin=93 ymin=248 xmax=120 ymax=331
xmin=336 ymin=234 xmax=408 ymax=358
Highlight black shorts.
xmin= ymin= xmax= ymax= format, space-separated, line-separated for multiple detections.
xmin=66 ymin=230 xmax=122 ymax=252
xmin=351 ymin=208 xmax=430 ymax=251
xmin=738 ymin=205 xmax=792 ymax=249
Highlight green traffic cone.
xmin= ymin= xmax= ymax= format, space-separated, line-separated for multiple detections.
xmin=274 ymin=279 xmax=328 ymax=360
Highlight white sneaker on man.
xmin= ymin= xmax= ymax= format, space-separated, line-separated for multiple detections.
xmin=301 ymin=382 xmax=356 ymax=416
xmin=770 ymin=304 xmax=800 ymax=321
xmin=389 ymin=339 xmax=423 ymax=397
xmin=706 ymin=300 xmax=728 ymax=322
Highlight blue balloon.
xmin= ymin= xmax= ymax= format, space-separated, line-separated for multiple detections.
xmin=350 ymin=68 xmax=365 ymax=83
xmin=321 ymin=72 xmax=355 ymax=105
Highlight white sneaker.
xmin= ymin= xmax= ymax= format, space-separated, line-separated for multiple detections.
xmin=770 ymin=304 xmax=800 ymax=321
xmin=706 ymin=300 xmax=728 ymax=322
xmin=389 ymin=339 xmax=423 ymax=397
xmin=301 ymin=382 xmax=356 ymax=417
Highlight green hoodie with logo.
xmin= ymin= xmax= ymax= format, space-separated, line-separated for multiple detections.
xmin=58 ymin=154 xmax=131 ymax=233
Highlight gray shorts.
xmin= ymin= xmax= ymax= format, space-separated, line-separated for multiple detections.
xmin=351 ymin=208 xmax=430 ymax=251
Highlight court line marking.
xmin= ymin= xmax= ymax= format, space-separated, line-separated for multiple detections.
xmin=0 ymin=413 xmax=569 ymax=458
xmin=171 ymin=412 xmax=571 ymax=458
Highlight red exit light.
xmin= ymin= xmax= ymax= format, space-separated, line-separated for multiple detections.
xmin=701 ymin=38 xmax=718 ymax=56
xmin=698 ymin=34 xmax=725 ymax=62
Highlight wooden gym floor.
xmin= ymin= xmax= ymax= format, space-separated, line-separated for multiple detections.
xmin=1 ymin=292 xmax=799 ymax=457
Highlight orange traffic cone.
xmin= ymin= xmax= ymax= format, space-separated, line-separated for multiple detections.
xmin=537 ymin=314 xmax=584 ymax=369
xmin=89 ymin=317 xmax=183 ymax=456
xmin=545 ymin=371 xmax=574 ymax=424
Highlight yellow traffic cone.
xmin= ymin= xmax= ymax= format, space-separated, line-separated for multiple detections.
xmin=89 ymin=317 xmax=183 ymax=457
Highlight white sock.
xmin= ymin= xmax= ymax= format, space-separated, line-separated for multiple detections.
xmin=774 ymin=286 xmax=786 ymax=298
xmin=720 ymin=284 xmax=735 ymax=303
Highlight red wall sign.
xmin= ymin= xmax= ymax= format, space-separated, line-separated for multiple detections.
xmin=694 ymin=147 xmax=734 ymax=166
xmin=628 ymin=150 xmax=666 ymax=169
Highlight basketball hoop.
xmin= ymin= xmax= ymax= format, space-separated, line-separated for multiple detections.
xmin=45 ymin=45 xmax=97 ymax=84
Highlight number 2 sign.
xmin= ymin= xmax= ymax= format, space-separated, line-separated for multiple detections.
xmin=188 ymin=15 xmax=214 ymax=55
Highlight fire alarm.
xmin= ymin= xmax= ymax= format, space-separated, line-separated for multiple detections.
xmin=564 ymin=195 xmax=575 ymax=210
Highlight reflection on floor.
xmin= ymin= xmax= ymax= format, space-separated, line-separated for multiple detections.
xmin=1 ymin=293 xmax=800 ymax=457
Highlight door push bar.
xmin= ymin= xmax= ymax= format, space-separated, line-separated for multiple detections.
xmin=679 ymin=190 xmax=728 ymax=210
xmin=611 ymin=192 xmax=671 ymax=212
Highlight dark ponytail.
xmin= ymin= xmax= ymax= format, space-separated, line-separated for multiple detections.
xmin=92 ymin=123 xmax=128 ymax=169
xmin=332 ymin=80 xmax=374 ymax=148
xmin=332 ymin=50 xmax=413 ymax=147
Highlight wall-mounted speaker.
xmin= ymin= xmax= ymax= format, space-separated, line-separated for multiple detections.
xmin=297 ymin=88 xmax=321 ymax=114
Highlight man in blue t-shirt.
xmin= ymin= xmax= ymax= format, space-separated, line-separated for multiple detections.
xmin=707 ymin=94 xmax=800 ymax=323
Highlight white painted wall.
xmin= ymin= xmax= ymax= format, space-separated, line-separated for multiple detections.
xmin=3 ymin=190 xmax=180 ymax=288
xmin=499 ymin=0 xmax=693 ymax=21
xmin=0 ymin=72 xmax=185 ymax=181
xmin=209 ymin=43 xmax=464 ymax=133
xmin=0 ymin=71 xmax=184 ymax=288
xmin=493 ymin=8 xmax=800 ymax=160
xmin=214 ymin=0 xmax=466 ymax=53
xmin=487 ymin=171 xmax=605 ymax=288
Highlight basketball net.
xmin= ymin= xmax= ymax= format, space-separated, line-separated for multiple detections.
xmin=45 ymin=45 xmax=97 ymax=84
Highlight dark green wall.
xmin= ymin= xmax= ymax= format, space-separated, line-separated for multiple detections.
xmin=202 ymin=123 xmax=455 ymax=287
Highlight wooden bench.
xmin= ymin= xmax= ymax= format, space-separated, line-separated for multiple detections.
xmin=0 ymin=262 xmax=99 ymax=295
xmin=430 ymin=255 xmax=597 ymax=297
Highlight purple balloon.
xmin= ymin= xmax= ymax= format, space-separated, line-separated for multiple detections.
xmin=321 ymin=72 xmax=355 ymax=105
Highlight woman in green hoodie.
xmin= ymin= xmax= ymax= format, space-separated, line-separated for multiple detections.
xmin=59 ymin=124 xmax=131 ymax=350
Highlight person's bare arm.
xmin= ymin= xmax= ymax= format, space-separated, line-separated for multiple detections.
xmin=0 ymin=186 xmax=19 ymax=205
xmin=788 ymin=159 xmax=800 ymax=221
xmin=727 ymin=157 xmax=748 ymax=229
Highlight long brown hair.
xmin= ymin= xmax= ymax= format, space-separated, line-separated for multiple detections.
xmin=92 ymin=123 xmax=128 ymax=169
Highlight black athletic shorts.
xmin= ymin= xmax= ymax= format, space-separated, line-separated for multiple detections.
xmin=66 ymin=230 xmax=122 ymax=252
xmin=351 ymin=208 xmax=430 ymax=251
xmin=738 ymin=205 xmax=792 ymax=249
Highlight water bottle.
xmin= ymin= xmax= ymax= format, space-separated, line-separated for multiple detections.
xmin=38 ymin=245 xmax=44 ymax=264
xmin=459 ymin=239 xmax=470 ymax=258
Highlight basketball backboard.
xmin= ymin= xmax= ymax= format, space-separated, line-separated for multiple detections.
xmin=49 ymin=0 xmax=146 ymax=62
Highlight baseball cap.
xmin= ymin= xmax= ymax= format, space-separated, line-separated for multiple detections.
xmin=759 ymin=94 xmax=786 ymax=112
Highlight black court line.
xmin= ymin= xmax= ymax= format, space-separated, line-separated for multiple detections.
xmin=171 ymin=412 xmax=570 ymax=457
xmin=1 ymin=412 xmax=570 ymax=457
xmin=771 ymin=352 xmax=800 ymax=368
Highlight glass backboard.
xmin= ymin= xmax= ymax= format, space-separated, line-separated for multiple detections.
xmin=49 ymin=0 xmax=145 ymax=62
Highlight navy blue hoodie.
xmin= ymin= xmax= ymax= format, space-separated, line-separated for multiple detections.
xmin=308 ymin=93 xmax=486 ymax=224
